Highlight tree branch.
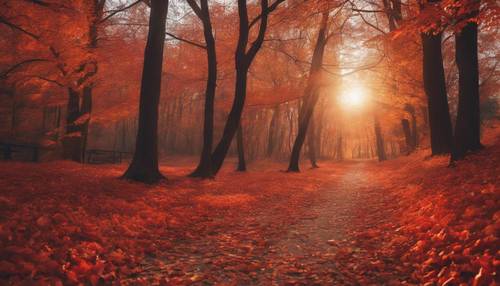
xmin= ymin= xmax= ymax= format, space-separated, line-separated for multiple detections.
xmin=0 ymin=58 xmax=51 ymax=79
xmin=165 ymin=32 xmax=206 ymax=49
xmin=249 ymin=0 xmax=285 ymax=29
xmin=100 ymin=0 xmax=142 ymax=23
xmin=0 ymin=17 xmax=40 ymax=40
xmin=186 ymin=0 xmax=203 ymax=19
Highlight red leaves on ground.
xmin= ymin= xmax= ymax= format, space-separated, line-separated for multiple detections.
xmin=0 ymin=159 xmax=332 ymax=284
xmin=1 ymin=125 xmax=498 ymax=285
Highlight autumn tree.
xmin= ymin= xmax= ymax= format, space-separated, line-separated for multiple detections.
xmin=420 ymin=0 xmax=453 ymax=155
xmin=451 ymin=0 xmax=482 ymax=160
xmin=123 ymin=0 xmax=169 ymax=183
xmin=185 ymin=0 xmax=217 ymax=178
xmin=209 ymin=0 xmax=285 ymax=175
xmin=288 ymin=11 xmax=330 ymax=172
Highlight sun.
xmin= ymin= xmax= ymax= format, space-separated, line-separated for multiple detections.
xmin=340 ymin=86 xmax=366 ymax=108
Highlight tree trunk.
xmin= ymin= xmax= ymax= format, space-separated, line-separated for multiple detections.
xmin=452 ymin=5 xmax=481 ymax=161
xmin=61 ymin=1 xmax=103 ymax=162
xmin=236 ymin=123 xmax=246 ymax=171
xmin=411 ymin=112 xmax=418 ymax=148
xmin=80 ymin=86 xmax=92 ymax=162
xmin=55 ymin=105 xmax=61 ymax=140
xmin=267 ymin=105 xmax=280 ymax=157
xmin=421 ymin=21 xmax=452 ymax=155
xmin=210 ymin=0 xmax=272 ymax=175
xmin=287 ymin=12 xmax=329 ymax=172
xmin=307 ymin=115 xmax=319 ymax=168
xmin=211 ymin=67 xmax=248 ymax=172
xmin=401 ymin=118 xmax=412 ymax=155
xmin=123 ymin=0 xmax=168 ymax=183
xmin=62 ymin=88 xmax=84 ymax=161
xmin=374 ymin=116 xmax=386 ymax=161
xmin=189 ymin=0 xmax=217 ymax=178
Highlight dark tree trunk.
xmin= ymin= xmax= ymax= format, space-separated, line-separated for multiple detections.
xmin=452 ymin=7 xmax=481 ymax=161
xmin=123 ymin=0 xmax=168 ymax=183
xmin=211 ymin=68 xmax=248 ymax=172
xmin=210 ymin=0 xmax=273 ymax=175
xmin=65 ymin=88 xmax=81 ymax=134
xmin=61 ymin=1 xmax=104 ymax=162
xmin=315 ymin=102 xmax=326 ymax=158
xmin=307 ymin=115 xmax=319 ymax=168
xmin=421 ymin=22 xmax=452 ymax=155
xmin=189 ymin=0 xmax=217 ymax=178
xmin=267 ymin=105 xmax=280 ymax=157
xmin=62 ymin=88 xmax=84 ymax=161
xmin=374 ymin=116 xmax=386 ymax=161
xmin=55 ymin=105 xmax=61 ymax=140
xmin=80 ymin=86 xmax=92 ymax=161
xmin=411 ymin=112 xmax=418 ymax=148
xmin=401 ymin=119 xmax=412 ymax=155
xmin=404 ymin=104 xmax=418 ymax=149
xmin=236 ymin=123 xmax=246 ymax=171
xmin=287 ymin=12 xmax=329 ymax=172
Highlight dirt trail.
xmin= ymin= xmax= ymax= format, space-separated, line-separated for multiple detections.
xmin=132 ymin=161 xmax=404 ymax=285
xmin=257 ymin=161 xmax=401 ymax=285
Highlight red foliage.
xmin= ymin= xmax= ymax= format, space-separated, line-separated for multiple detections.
xmin=336 ymin=122 xmax=500 ymax=285
xmin=0 ymin=159 xmax=332 ymax=284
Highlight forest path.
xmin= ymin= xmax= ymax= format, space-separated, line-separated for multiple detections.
xmin=257 ymin=161 xmax=402 ymax=284
xmin=134 ymin=161 xmax=406 ymax=285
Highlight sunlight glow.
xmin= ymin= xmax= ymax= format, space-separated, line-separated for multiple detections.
xmin=340 ymin=86 xmax=366 ymax=109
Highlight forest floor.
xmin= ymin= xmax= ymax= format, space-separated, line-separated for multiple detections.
xmin=0 ymin=122 xmax=499 ymax=285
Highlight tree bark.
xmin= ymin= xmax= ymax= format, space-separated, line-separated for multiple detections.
xmin=374 ymin=116 xmax=386 ymax=161
xmin=452 ymin=3 xmax=481 ymax=160
xmin=307 ymin=114 xmax=319 ymax=168
xmin=123 ymin=0 xmax=168 ymax=183
xmin=62 ymin=88 xmax=84 ymax=161
xmin=267 ymin=105 xmax=280 ymax=157
xmin=411 ymin=112 xmax=418 ymax=148
xmin=287 ymin=12 xmax=329 ymax=172
xmin=210 ymin=0 xmax=273 ymax=174
xmin=189 ymin=0 xmax=217 ymax=178
xmin=420 ymin=4 xmax=452 ymax=155
xmin=401 ymin=119 xmax=412 ymax=155
xmin=236 ymin=123 xmax=247 ymax=171
xmin=62 ymin=0 xmax=104 ymax=162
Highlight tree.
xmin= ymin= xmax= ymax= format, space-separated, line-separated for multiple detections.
xmin=307 ymin=114 xmax=319 ymax=168
xmin=210 ymin=0 xmax=285 ymax=175
xmin=374 ymin=115 xmax=387 ymax=161
xmin=62 ymin=0 xmax=105 ymax=162
xmin=186 ymin=0 xmax=218 ymax=178
xmin=401 ymin=118 xmax=412 ymax=154
xmin=236 ymin=123 xmax=247 ymax=171
xmin=452 ymin=0 xmax=482 ymax=160
xmin=287 ymin=11 xmax=329 ymax=172
xmin=420 ymin=0 xmax=453 ymax=155
xmin=123 ymin=0 xmax=169 ymax=183
xmin=267 ymin=105 xmax=280 ymax=157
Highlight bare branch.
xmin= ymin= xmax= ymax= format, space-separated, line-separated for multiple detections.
xmin=0 ymin=58 xmax=51 ymax=79
xmin=165 ymin=32 xmax=206 ymax=49
xmin=249 ymin=0 xmax=286 ymax=29
xmin=0 ymin=17 xmax=40 ymax=40
xmin=100 ymin=0 xmax=143 ymax=23
xmin=186 ymin=0 xmax=203 ymax=19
